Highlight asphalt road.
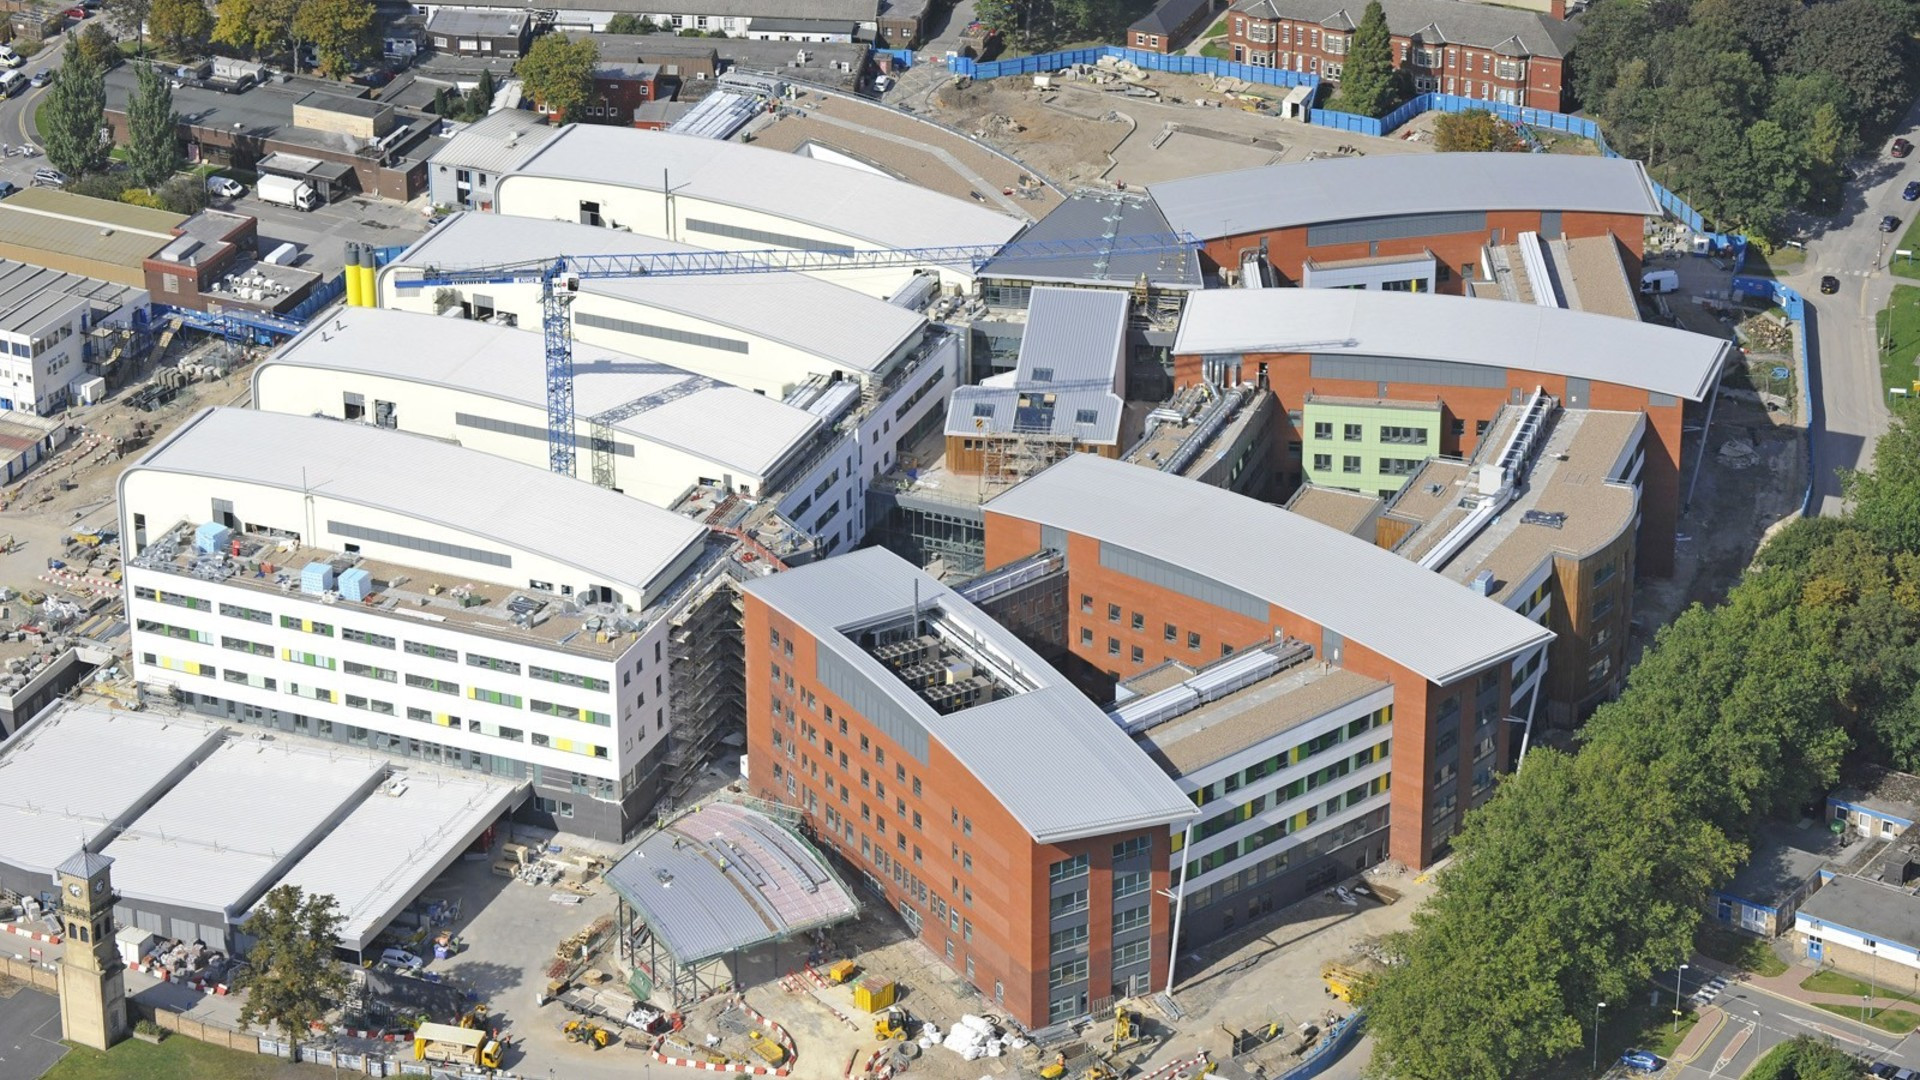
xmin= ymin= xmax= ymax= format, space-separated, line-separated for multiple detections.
xmin=1665 ymin=967 xmax=1920 ymax=1078
xmin=1780 ymin=99 xmax=1920 ymax=517
xmin=0 ymin=14 xmax=87 ymax=189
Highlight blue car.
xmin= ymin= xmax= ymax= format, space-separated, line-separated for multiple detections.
xmin=1905 ymin=181 xmax=1920 ymax=201
xmin=1620 ymin=1049 xmax=1663 ymax=1073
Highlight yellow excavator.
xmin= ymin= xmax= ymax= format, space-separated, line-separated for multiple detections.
xmin=458 ymin=1003 xmax=489 ymax=1030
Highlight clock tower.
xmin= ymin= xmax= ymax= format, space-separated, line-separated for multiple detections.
xmin=54 ymin=849 xmax=126 ymax=1051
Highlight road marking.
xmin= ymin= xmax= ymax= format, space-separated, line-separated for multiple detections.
xmin=1786 ymin=1014 xmax=1889 ymax=1051
xmin=1710 ymin=1023 xmax=1752 ymax=1075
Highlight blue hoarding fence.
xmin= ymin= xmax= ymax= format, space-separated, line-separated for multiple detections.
xmin=1278 ymin=1011 xmax=1367 ymax=1080
xmin=1733 ymin=275 xmax=1813 ymax=514
xmin=876 ymin=47 xmax=914 ymax=69
xmin=951 ymin=45 xmax=1319 ymax=92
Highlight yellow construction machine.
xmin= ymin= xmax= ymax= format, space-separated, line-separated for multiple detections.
xmin=562 ymin=1019 xmax=612 ymax=1049
xmin=414 ymin=1022 xmax=503 ymax=1068
xmin=1040 ymin=1053 xmax=1069 ymax=1080
xmin=750 ymin=1035 xmax=788 ymax=1065
xmin=458 ymin=1003 xmax=489 ymax=1030
xmin=874 ymin=1005 xmax=911 ymax=1041
xmin=1320 ymin=959 xmax=1384 ymax=1003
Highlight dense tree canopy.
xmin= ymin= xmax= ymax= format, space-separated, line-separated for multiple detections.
xmin=1567 ymin=0 xmax=1909 ymax=239
xmin=41 ymin=37 xmax=107 ymax=179
xmin=1362 ymin=398 xmax=1920 ymax=1077
xmin=516 ymin=34 xmax=598 ymax=123
xmin=1328 ymin=2 xmax=1401 ymax=118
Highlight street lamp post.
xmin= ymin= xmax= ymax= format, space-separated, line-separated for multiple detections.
xmin=1593 ymin=1001 xmax=1607 ymax=1072
xmin=1673 ymin=963 xmax=1689 ymax=1034
xmin=1872 ymin=943 xmax=1880 ymax=1018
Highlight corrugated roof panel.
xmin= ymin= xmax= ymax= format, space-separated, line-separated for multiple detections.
xmin=128 ymin=408 xmax=708 ymax=596
xmin=1150 ymin=154 xmax=1661 ymax=241
xmin=984 ymin=456 xmax=1556 ymax=685
xmin=1171 ymin=288 xmax=1728 ymax=402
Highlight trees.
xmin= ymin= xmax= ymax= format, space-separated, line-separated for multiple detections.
xmin=149 ymin=0 xmax=213 ymax=55
xmin=603 ymin=13 xmax=654 ymax=34
xmin=516 ymin=33 xmax=597 ymax=123
xmin=73 ymin=23 xmax=117 ymax=72
xmin=1786 ymin=0 xmax=1916 ymax=135
xmin=100 ymin=0 xmax=153 ymax=51
xmin=1432 ymin=110 xmax=1524 ymax=153
xmin=213 ymin=0 xmax=297 ymax=58
xmin=40 ymin=38 xmax=107 ymax=179
xmin=1746 ymin=1035 xmax=1867 ymax=1080
xmin=465 ymin=68 xmax=495 ymax=117
xmin=290 ymin=0 xmax=375 ymax=78
xmin=1328 ymin=0 xmax=1399 ymax=117
xmin=235 ymin=886 xmax=347 ymax=1053
xmin=126 ymin=62 xmax=181 ymax=190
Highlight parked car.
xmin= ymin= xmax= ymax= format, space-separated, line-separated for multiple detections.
xmin=205 ymin=175 xmax=244 ymax=199
xmin=28 ymin=70 xmax=48 ymax=88
xmin=61 ymin=6 xmax=86 ymax=17
xmin=1884 ymin=215 xmax=1902 ymax=233
xmin=0 ymin=46 xmax=23 ymax=70
xmin=1822 ymin=275 xmax=1841 ymax=294
xmin=30 ymin=166 xmax=64 ymax=187
xmin=1905 ymin=181 xmax=1920 ymax=201
xmin=0 ymin=181 xmax=19 ymax=199
xmin=380 ymin=947 xmax=423 ymax=969
xmin=1895 ymin=137 xmax=1914 ymax=158
xmin=1619 ymin=1050 xmax=1662 ymax=1074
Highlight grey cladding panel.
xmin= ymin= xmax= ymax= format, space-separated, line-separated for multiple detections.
xmin=1540 ymin=210 xmax=1562 ymax=237
xmin=686 ymin=219 xmax=856 ymax=255
xmin=328 ymin=520 xmax=512 ymax=568
xmin=817 ymin=647 xmax=930 ymax=762
xmin=575 ymin=311 xmax=750 ymax=355
xmin=456 ymin=412 xmax=634 ymax=456
xmin=1305 ymin=211 xmax=1489 ymax=249
xmin=1041 ymin=525 xmax=1067 ymax=559
xmin=1565 ymin=377 xmax=1590 ymax=407
xmin=1310 ymin=354 xmax=1506 ymax=389
xmin=1099 ymin=542 xmax=1268 ymax=622
xmin=1649 ymin=391 xmax=1676 ymax=407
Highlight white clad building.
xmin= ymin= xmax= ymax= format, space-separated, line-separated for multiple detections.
xmin=0 ymin=261 xmax=148 ymax=415
xmin=119 ymin=407 xmax=719 ymax=839
xmin=490 ymin=126 xmax=1024 ymax=296
xmin=376 ymin=213 xmax=964 ymax=555
xmin=254 ymin=307 xmax=825 ymax=508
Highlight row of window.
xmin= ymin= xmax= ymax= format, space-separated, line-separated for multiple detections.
xmin=1310 ymin=453 xmax=1425 ymax=477
xmin=1191 ymin=707 xmax=1390 ymax=807
xmin=1309 ymin=421 xmax=1431 ymax=444
xmin=141 ymin=589 xmax=609 ymax=688
xmin=1183 ymin=776 xmax=1388 ymax=880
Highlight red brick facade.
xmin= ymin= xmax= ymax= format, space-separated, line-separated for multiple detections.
xmin=1198 ymin=209 xmax=1647 ymax=295
xmin=1226 ymin=0 xmax=1570 ymax=111
xmin=1168 ymin=351 xmax=1684 ymax=577
xmin=981 ymin=515 xmax=1514 ymax=870
xmin=742 ymin=594 xmax=1175 ymax=1029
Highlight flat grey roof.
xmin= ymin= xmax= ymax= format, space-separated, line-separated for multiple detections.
xmin=387 ymin=211 xmax=927 ymax=374
xmin=0 ymin=705 xmax=224 ymax=882
xmin=264 ymin=768 xmax=524 ymax=953
xmin=1832 ymin=766 xmax=1920 ymax=825
xmin=0 ymin=260 xmax=141 ymax=335
xmin=604 ymin=801 xmax=858 ymax=964
xmin=985 ymin=455 xmax=1555 ymax=685
xmin=1136 ymin=663 xmax=1390 ymax=775
xmin=1797 ymin=875 xmax=1920 ymax=949
xmin=102 ymin=735 xmax=386 ymax=915
xmin=425 ymin=7 xmax=530 ymax=35
xmin=502 ymin=126 xmax=1024 ymax=252
xmin=979 ymin=191 xmax=1202 ymax=289
xmin=1149 ymin=154 xmax=1662 ymax=241
xmin=259 ymin=307 xmax=822 ymax=480
xmin=127 ymin=408 xmax=708 ymax=595
xmin=744 ymin=548 xmax=1198 ymax=843
xmin=427 ymin=110 xmax=557 ymax=176
xmin=1722 ymin=822 xmax=1842 ymax=908
xmin=1172 ymin=288 xmax=1728 ymax=402
xmin=448 ymin=0 xmax=875 ymax=17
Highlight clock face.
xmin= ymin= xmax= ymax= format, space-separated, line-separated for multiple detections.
xmin=67 ymin=882 xmax=81 ymax=897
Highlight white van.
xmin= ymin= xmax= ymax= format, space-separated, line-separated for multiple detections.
xmin=1639 ymin=269 xmax=1680 ymax=295
xmin=0 ymin=70 xmax=28 ymax=97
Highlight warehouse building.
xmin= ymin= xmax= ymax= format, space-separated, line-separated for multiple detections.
xmin=376 ymin=213 xmax=963 ymax=556
xmin=980 ymin=454 xmax=1554 ymax=870
xmin=1148 ymin=154 xmax=1662 ymax=294
xmin=742 ymin=547 xmax=1197 ymax=1030
xmin=0 ymin=260 xmax=149 ymax=415
xmin=1169 ymin=287 xmax=1730 ymax=575
xmin=424 ymin=110 xmax=559 ymax=211
xmin=489 ymin=126 xmax=1025 ymax=296
xmin=0 ymin=190 xmax=186 ymax=289
xmin=118 ymin=407 xmax=754 ymax=840
xmin=0 ymin=703 xmax=518 ymax=955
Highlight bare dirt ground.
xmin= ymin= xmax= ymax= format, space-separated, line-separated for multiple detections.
xmin=900 ymin=69 xmax=1426 ymax=190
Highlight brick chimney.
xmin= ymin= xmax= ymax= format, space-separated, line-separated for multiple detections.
xmin=1548 ymin=0 xmax=1567 ymax=18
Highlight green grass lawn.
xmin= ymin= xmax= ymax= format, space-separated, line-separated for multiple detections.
xmin=1812 ymin=1002 xmax=1920 ymax=1034
xmin=43 ymin=1035 xmax=322 ymax=1080
xmin=1696 ymin=925 xmax=1790 ymax=977
xmin=1874 ymin=284 xmax=1920 ymax=398
xmin=1893 ymin=216 xmax=1920 ymax=282
xmin=1801 ymin=967 xmax=1920 ymax=1003
xmin=1200 ymin=39 xmax=1230 ymax=59
xmin=1202 ymin=14 xmax=1229 ymax=36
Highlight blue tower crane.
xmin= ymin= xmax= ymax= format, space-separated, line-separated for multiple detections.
xmin=391 ymin=231 xmax=1201 ymax=482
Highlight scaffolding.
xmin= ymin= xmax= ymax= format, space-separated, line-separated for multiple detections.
xmin=662 ymin=571 xmax=745 ymax=812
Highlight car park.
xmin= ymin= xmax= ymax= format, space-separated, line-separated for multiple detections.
xmin=1896 ymin=137 xmax=1914 ymax=158
xmin=205 ymin=175 xmax=244 ymax=199
xmin=1822 ymin=275 xmax=1840 ymax=294
xmin=1884 ymin=215 xmax=1902 ymax=232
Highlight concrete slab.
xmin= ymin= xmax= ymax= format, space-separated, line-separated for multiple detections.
xmin=0 ymin=984 xmax=67 ymax=1080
